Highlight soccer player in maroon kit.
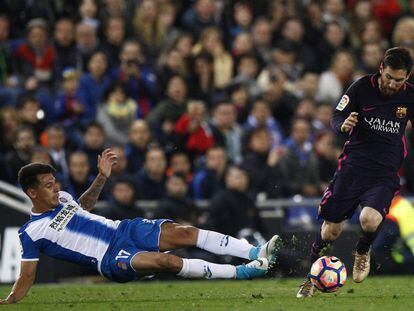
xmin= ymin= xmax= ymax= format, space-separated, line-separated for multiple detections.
xmin=297 ymin=47 xmax=414 ymax=298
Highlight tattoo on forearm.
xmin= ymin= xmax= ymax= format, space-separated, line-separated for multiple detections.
xmin=79 ymin=174 xmax=106 ymax=211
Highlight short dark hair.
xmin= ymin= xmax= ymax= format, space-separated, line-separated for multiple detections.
xmin=383 ymin=47 xmax=413 ymax=73
xmin=18 ymin=163 xmax=56 ymax=193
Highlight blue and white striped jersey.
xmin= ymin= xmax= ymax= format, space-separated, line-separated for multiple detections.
xmin=18 ymin=191 xmax=121 ymax=274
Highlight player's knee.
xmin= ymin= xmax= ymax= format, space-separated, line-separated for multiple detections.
xmin=360 ymin=215 xmax=381 ymax=232
xmin=175 ymin=226 xmax=198 ymax=244
xmin=360 ymin=217 xmax=381 ymax=232
xmin=156 ymin=254 xmax=182 ymax=272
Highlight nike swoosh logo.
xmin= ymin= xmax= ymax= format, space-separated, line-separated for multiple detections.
xmin=362 ymin=107 xmax=375 ymax=112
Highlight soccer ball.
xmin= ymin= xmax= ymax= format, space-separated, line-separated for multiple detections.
xmin=309 ymin=256 xmax=347 ymax=292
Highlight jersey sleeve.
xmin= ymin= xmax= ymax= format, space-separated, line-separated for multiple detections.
xmin=331 ymin=80 xmax=359 ymax=135
xmin=19 ymin=231 xmax=40 ymax=261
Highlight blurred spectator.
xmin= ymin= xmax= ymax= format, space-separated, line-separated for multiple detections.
xmin=0 ymin=107 xmax=22 ymax=153
xmin=78 ymin=0 xmax=100 ymax=30
xmin=99 ymin=177 xmax=144 ymax=220
xmin=210 ymin=100 xmax=243 ymax=164
xmin=174 ymin=100 xmax=214 ymax=158
xmin=111 ymin=40 xmax=156 ymax=117
xmin=322 ymin=0 xmax=348 ymax=30
xmin=0 ymin=15 xmax=18 ymax=106
xmin=44 ymin=125 xmax=69 ymax=184
xmin=293 ymin=72 xmax=319 ymax=100
xmin=158 ymin=1 xmax=180 ymax=44
xmin=170 ymin=32 xmax=194 ymax=63
xmin=189 ymin=52 xmax=215 ymax=105
xmin=208 ymin=165 xmax=263 ymax=237
xmin=97 ymin=82 xmax=138 ymax=146
xmin=155 ymin=173 xmax=198 ymax=225
xmin=231 ymin=31 xmax=254 ymax=58
xmin=167 ymin=152 xmax=192 ymax=184
xmin=53 ymin=18 xmax=76 ymax=84
xmin=243 ymin=98 xmax=284 ymax=148
xmin=147 ymin=75 xmax=187 ymax=128
xmin=101 ymin=16 xmax=125 ymax=70
xmin=99 ymin=0 xmax=135 ymax=26
xmin=133 ymin=0 xmax=166 ymax=62
xmin=181 ymin=0 xmax=218 ymax=38
xmin=192 ymin=145 xmax=227 ymax=200
xmin=312 ymin=102 xmax=333 ymax=136
xmin=313 ymin=131 xmax=340 ymax=192
xmin=125 ymin=119 xmax=152 ymax=175
xmin=75 ymin=22 xmax=99 ymax=72
xmin=228 ymin=82 xmax=250 ymax=124
xmin=279 ymin=118 xmax=320 ymax=197
xmin=4 ymin=1 xmax=57 ymax=38
xmin=231 ymin=53 xmax=261 ymax=98
xmin=316 ymin=50 xmax=356 ymax=105
xmin=242 ymin=127 xmax=284 ymax=199
xmin=135 ymin=146 xmax=167 ymax=200
xmin=5 ymin=126 xmax=36 ymax=185
xmin=303 ymin=1 xmax=324 ymax=50
xmin=295 ymin=98 xmax=316 ymax=122
xmin=315 ymin=21 xmax=347 ymax=72
xmin=157 ymin=48 xmax=188 ymax=94
xmin=193 ymin=27 xmax=233 ymax=89
xmin=392 ymin=17 xmax=414 ymax=47
xmin=54 ymin=68 xmax=91 ymax=136
xmin=17 ymin=96 xmax=46 ymax=138
xmin=81 ymin=121 xmax=105 ymax=176
xmin=104 ymin=144 xmax=132 ymax=196
xmin=358 ymin=42 xmax=384 ymax=75
xmin=261 ymin=68 xmax=298 ymax=135
xmin=229 ymin=1 xmax=254 ymax=41
xmin=30 ymin=145 xmax=63 ymax=183
xmin=279 ymin=17 xmax=318 ymax=73
xmin=348 ymin=0 xmax=374 ymax=50
xmin=30 ymin=146 xmax=54 ymax=165
xmin=109 ymin=145 xmax=129 ymax=180
xmin=66 ymin=150 xmax=95 ymax=199
xmin=14 ymin=18 xmax=55 ymax=91
xmin=77 ymin=50 xmax=111 ymax=114
xmin=360 ymin=19 xmax=388 ymax=51
xmin=251 ymin=17 xmax=273 ymax=63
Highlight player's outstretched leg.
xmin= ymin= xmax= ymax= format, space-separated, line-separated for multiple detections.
xmin=353 ymin=207 xmax=382 ymax=283
xmin=297 ymin=220 xmax=344 ymax=298
xmin=131 ymin=252 xmax=270 ymax=280
xmin=159 ymin=222 xmax=282 ymax=264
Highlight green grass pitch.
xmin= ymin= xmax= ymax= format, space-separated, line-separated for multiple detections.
xmin=1 ymin=277 xmax=413 ymax=310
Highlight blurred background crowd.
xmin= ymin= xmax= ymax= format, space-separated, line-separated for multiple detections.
xmin=2 ymin=0 xmax=414 ymax=242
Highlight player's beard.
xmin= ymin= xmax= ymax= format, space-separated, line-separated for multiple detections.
xmin=378 ymin=77 xmax=400 ymax=96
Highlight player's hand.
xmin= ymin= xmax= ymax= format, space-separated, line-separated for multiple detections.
xmin=98 ymin=148 xmax=118 ymax=178
xmin=341 ymin=112 xmax=358 ymax=133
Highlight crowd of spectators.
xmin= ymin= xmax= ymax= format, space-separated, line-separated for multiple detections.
xmin=2 ymin=0 xmax=414 ymax=235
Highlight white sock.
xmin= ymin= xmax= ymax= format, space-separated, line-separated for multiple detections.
xmin=177 ymin=258 xmax=236 ymax=279
xmin=196 ymin=229 xmax=253 ymax=260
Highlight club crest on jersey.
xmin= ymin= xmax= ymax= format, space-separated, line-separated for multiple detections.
xmin=336 ymin=95 xmax=349 ymax=111
xmin=396 ymin=107 xmax=407 ymax=118
xmin=59 ymin=197 xmax=68 ymax=203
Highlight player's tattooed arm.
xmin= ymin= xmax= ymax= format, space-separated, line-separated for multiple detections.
xmin=79 ymin=148 xmax=117 ymax=211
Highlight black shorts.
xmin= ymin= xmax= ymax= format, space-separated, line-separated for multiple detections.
xmin=319 ymin=167 xmax=400 ymax=223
